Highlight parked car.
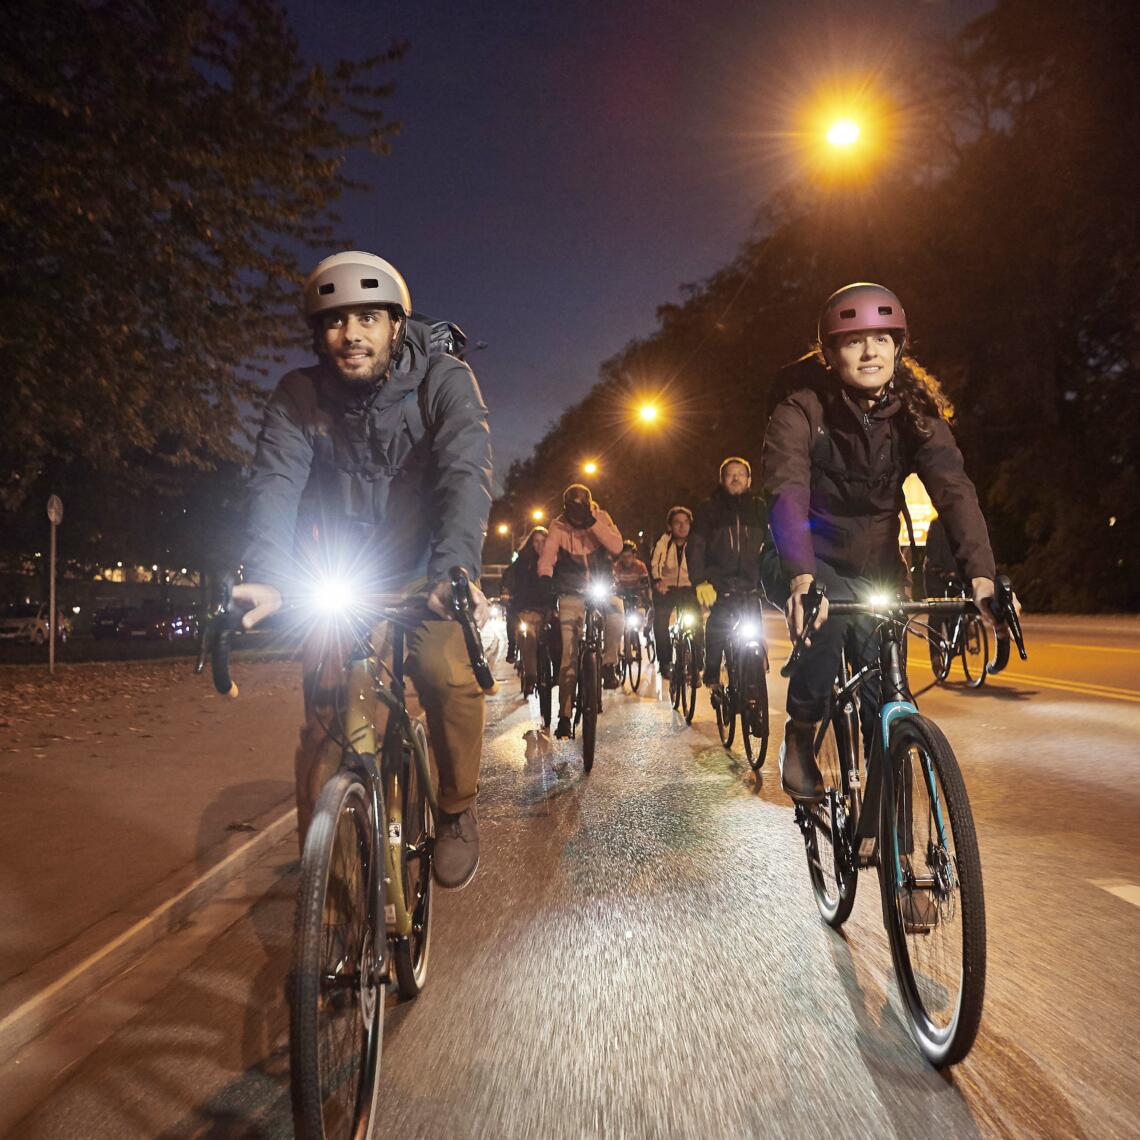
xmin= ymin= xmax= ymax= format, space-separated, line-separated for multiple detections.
xmin=92 ymin=602 xmax=200 ymax=641
xmin=0 ymin=602 xmax=70 ymax=644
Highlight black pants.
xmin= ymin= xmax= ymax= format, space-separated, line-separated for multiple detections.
xmin=653 ymin=586 xmax=698 ymax=672
xmin=784 ymin=562 xmax=897 ymax=754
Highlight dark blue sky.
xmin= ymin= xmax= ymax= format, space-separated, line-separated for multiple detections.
xmin=282 ymin=0 xmax=991 ymax=481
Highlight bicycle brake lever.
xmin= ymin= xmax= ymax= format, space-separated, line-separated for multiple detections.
xmin=986 ymin=575 xmax=1026 ymax=675
xmin=448 ymin=567 xmax=496 ymax=692
xmin=780 ymin=580 xmax=826 ymax=679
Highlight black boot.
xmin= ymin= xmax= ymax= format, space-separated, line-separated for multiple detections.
xmin=779 ymin=718 xmax=825 ymax=802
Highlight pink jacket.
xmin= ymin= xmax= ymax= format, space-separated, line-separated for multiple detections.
xmin=538 ymin=509 xmax=623 ymax=586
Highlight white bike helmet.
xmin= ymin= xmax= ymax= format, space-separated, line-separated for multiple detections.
xmin=303 ymin=251 xmax=411 ymax=320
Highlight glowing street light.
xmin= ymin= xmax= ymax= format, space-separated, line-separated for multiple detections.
xmin=637 ymin=403 xmax=659 ymax=424
xmin=582 ymin=460 xmax=599 ymax=477
xmin=496 ymin=523 xmax=510 ymax=536
xmin=531 ymin=508 xmax=545 ymax=521
xmin=826 ymin=118 xmax=861 ymax=147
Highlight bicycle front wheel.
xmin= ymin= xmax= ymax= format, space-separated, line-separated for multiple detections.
xmin=391 ymin=720 xmax=434 ymax=999
xmin=880 ymin=715 xmax=986 ymax=1067
xmin=291 ymin=769 xmax=383 ymax=1140
xmin=802 ymin=718 xmax=858 ymax=928
xmin=680 ymin=639 xmax=698 ymax=725
xmin=580 ymin=650 xmax=599 ymax=772
xmin=960 ymin=616 xmax=989 ymax=689
xmin=715 ymin=660 xmax=735 ymax=749
xmin=628 ymin=631 xmax=642 ymax=692
xmin=739 ymin=650 xmax=769 ymax=772
xmin=537 ymin=643 xmax=553 ymax=728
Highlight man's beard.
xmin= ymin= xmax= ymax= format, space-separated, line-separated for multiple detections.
xmin=329 ymin=344 xmax=393 ymax=388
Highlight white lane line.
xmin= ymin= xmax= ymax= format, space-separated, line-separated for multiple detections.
xmin=1091 ymin=881 xmax=1140 ymax=910
xmin=1046 ymin=643 xmax=1140 ymax=655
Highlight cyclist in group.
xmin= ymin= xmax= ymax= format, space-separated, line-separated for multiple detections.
xmin=649 ymin=506 xmax=697 ymax=676
xmin=761 ymin=282 xmax=1016 ymax=803
xmin=505 ymin=526 xmax=554 ymax=695
xmin=232 ymin=251 xmax=493 ymax=890
xmin=613 ymin=538 xmax=650 ymax=611
xmin=689 ymin=457 xmax=769 ymax=694
xmin=537 ymin=483 xmax=625 ymax=739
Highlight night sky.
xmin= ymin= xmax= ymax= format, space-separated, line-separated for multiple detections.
xmin=281 ymin=0 xmax=992 ymax=483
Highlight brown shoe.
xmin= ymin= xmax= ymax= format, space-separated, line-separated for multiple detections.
xmin=779 ymin=719 xmax=825 ymax=802
xmin=900 ymin=887 xmax=940 ymax=933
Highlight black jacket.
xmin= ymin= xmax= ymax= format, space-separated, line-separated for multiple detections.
xmin=501 ymin=547 xmax=552 ymax=612
xmin=242 ymin=319 xmax=492 ymax=593
xmin=689 ymin=486 xmax=768 ymax=594
xmin=761 ymin=371 xmax=995 ymax=583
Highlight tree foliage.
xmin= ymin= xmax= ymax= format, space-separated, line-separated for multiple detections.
xmin=0 ymin=0 xmax=402 ymax=511
xmin=499 ymin=0 xmax=1139 ymax=611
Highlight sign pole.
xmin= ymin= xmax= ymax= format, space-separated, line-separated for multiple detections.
xmin=46 ymin=495 xmax=64 ymax=675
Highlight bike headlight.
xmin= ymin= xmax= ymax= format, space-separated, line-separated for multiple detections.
xmin=588 ymin=582 xmax=609 ymax=602
xmin=739 ymin=621 xmax=759 ymax=640
xmin=867 ymin=593 xmax=889 ymax=609
xmin=518 ymin=620 xmax=528 ymax=634
xmin=682 ymin=611 xmax=695 ymax=628
xmin=626 ymin=613 xmax=642 ymax=628
xmin=313 ymin=577 xmax=358 ymax=615
xmin=489 ymin=603 xmax=504 ymax=621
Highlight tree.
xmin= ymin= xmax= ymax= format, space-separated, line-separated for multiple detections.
xmin=0 ymin=0 xmax=403 ymax=507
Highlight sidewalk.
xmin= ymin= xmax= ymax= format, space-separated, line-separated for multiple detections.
xmin=0 ymin=652 xmax=304 ymax=1059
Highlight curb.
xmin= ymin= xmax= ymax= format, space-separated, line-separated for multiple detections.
xmin=0 ymin=805 xmax=297 ymax=1063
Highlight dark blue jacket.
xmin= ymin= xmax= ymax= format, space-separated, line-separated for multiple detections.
xmin=243 ymin=319 xmax=492 ymax=593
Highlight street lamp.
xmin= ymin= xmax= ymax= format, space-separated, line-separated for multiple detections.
xmin=582 ymin=460 xmax=599 ymax=477
xmin=826 ymin=118 xmax=861 ymax=147
xmin=637 ymin=403 xmax=659 ymax=424
xmin=531 ymin=508 xmax=545 ymax=522
xmin=496 ymin=523 xmax=509 ymax=536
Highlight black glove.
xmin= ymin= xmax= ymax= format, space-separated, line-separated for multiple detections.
xmin=565 ymin=502 xmax=597 ymax=529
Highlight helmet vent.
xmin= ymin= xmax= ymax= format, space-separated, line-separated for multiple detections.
xmin=360 ymin=278 xmax=379 ymax=289
xmin=878 ymin=305 xmax=894 ymax=315
xmin=840 ymin=308 xmax=856 ymax=319
xmin=317 ymin=283 xmax=336 ymax=296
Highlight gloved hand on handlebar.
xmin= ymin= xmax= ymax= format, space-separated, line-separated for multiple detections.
xmin=695 ymin=581 xmax=717 ymax=608
xmin=784 ymin=574 xmax=828 ymax=644
xmin=971 ymin=577 xmax=1021 ymax=635
xmin=428 ymin=577 xmax=490 ymax=626
xmin=231 ymin=582 xmax=283 ymax=631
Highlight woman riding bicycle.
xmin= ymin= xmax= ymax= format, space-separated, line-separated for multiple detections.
xmin=761 ymin=282 xmax=1014 ymax=803
xmin=507 ymin=526 xmax=555 ymax=695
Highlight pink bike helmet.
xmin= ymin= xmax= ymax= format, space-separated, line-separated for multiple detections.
xmin=818 ymin=283 xmax=907 ymax=344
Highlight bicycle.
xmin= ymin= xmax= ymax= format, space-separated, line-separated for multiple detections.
xmin=709 ymin=590 xmax=770 ymax=771
xmin=564 ymin=584 xmax=608 ymax=772
xmin=518 ymin=608 xmax=557 ymax=730
xmin=926 ymin=576 xmax=990 ymax=688
xmin=668 ymin=604 xmax=701 ymax=725
xmin=616 ymin=590 xmax=648 ymax=693
xmin=782 ymin=575 xmax=1025 ymax=1067
xmin=196 ymin=567 xmax=494 ymax=1138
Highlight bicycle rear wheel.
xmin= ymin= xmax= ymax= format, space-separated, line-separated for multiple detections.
xmin=391 ymin=720 xmax=434 ymax=999
xmin=880 ymin=715 xmax=986 ymax=1067
xmin=802 ymin=708 xmax=859 ymax=927
xmin=628 ymin=631 xmax=642 ymax=692
xmin=715 ymin=659 xmax=735 ymax=748
xmin=960 ymin=616 xmax=989 ymax=689
xmin=928 ymin=626 xmax=952 ymax=683
xmin=291 ymin=768 xmax=382 ymax=1140
xmin=537 ymin=642 xmax=553 ymax=728
xmin=669 ymin=638 xmax=683 ymax=710
xmin=646 ymin=630 xmax=656 ymax=664
xmin=579 ymin=650 xmax=599 ymax=772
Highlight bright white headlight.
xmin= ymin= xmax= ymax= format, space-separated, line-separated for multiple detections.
xmin=739 ymin=621 xmax=759 ymax=640
xmin=867 ymin=593 xmax=889 ymax=609
xmin=682 ymin=612 xmax=694 ymax=628
xmin=518 ymin=620 xmax=528 ymax=634
xmin=588 ymin=583 xmax=609 ymax=601
xmin=626 ymin=613 xmax=642 ymax=628
xmin=314 ymin=578 xmax=356 ymax=615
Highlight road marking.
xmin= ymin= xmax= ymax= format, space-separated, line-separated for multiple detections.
xmin=1091 ymin=880 xmax=1140 ymax=910
xmin=905 ymin=655 xmax=1140 ymax=704
xmin=1046 ymin=643 xmax=1140 ymax=655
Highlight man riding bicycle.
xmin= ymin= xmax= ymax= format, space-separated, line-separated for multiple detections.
xmin=232 ymin=251 xmax=493 ymax=890
xmin=690 ymin=457 xmax=769 ymax=694
xmin=538 ymin=483 xmax=625 ymax=739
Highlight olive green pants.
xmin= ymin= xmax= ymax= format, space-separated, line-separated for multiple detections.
xmin=294 ymin=617 xmax=485 ymax=851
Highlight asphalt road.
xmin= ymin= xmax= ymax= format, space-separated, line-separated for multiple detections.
xmin=6 ymin=616 xmax=1139 ymax=1139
